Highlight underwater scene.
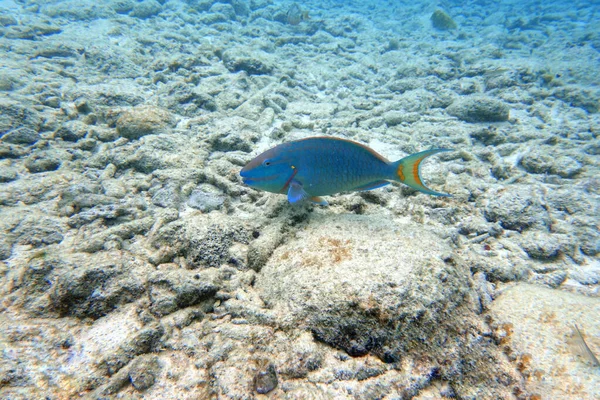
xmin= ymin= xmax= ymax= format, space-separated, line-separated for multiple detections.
xmin=0 ymin=0 xmax=599 ymax=398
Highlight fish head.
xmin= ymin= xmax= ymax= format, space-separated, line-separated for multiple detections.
xmin=240 ymin=146 xmax=296 ymax=194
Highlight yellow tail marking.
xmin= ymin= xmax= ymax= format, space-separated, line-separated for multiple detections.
xmin=412 ymin=157 xmax=424 ymax=186
xmin=397 ymin=164 xmax=405 ymax=181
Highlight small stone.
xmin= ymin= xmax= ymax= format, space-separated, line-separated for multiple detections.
xmin=148 ymin=269 xmax=219 ymax=317
xmin=520 ymin=150 xmax=583 ymax=178
xmin=0 ymin=143 xmax=29 ymax=159
xmin=223 ymin=50 xmax=273 ymax=76
xmin=187 ymin=186 xmax=225 ymax=212
xmin=1 ymin=127 xmax=40 ymax=145
xmin=116 ymin=106 xmax=175 ymax=140
xmin=43 ymin=96 xmax=61 ymax=108
xmin=0 ymin=166 xmax=17 ymax=182
xmin=383 ymin=111 xmax=420 ymax=126
xmin=0 ymin=239 xmax=11 ymax=260
xmin=470 ymin=127 xmax=506 ymax=145
xmin=447 ymin=96 xmax=509 ymax=123
xmin=129 ymin=355 xmax=161 ymax=391
xmin=152 ymin=185 xmax=181 ymax=209
xmin=130 ymin=0 xmax=162 ymax=19
xmin=0 ymin=14 xmax=18 ymax=27
xmin=483 ymin=188 xmax=549 ymax=232
xmin=209 ymin=3 xmax=236 ymax=20
xmin=247 ymin=224 xmax=282 ymax=272
xmin=13 ymin=216 xmax=64 ymax=247
xmin=528 ymin=270 xmax=567 ymax=288
xmin=24 ymin=154 xmax=61 ymax=173
xmin=518 ymin=231 xmax=562 ymax=260
xmin=111 ymin=0 xmax=135 ymax=14
xmin=431 ymin=10 xmax=457 ymax=30
xmin=254 ymin=363 xmax=278 ymax=394
xmin=54 ymin=121 xmax=88 ymax=142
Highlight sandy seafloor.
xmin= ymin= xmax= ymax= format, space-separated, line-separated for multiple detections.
xmin=0 ymin=0 xmax=599 ymax=398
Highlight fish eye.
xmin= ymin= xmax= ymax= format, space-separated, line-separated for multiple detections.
xmin=262 ymin=159 xmax=271 ymax=167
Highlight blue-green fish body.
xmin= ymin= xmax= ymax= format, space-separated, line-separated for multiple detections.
xmin=240 ymin=136 xmax=451 ymax=205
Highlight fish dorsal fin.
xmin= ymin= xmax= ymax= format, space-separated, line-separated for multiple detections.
xmin=287 ymin=180 xmax=309 ymax=204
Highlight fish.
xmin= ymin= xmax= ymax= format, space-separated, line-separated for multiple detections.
xmin=573 ymin=324 xmax=600 ymax=368
xmin=240 ymin=136 xmax=451 ymax=206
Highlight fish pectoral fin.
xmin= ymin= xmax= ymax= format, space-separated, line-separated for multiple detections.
xmin=287 ymin=181 xmax=309 ymax=204
xmin=353 ymin=180 xmax=390 ymax=192
xmin=310 ymin=196 xmax=328 ymax=206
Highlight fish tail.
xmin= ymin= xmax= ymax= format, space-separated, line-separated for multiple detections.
xmin=392 ymin=149 xmax=452 ymax=197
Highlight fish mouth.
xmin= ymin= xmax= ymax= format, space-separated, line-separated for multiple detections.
xmin=239 ymin=170 xmax=279 ymax=185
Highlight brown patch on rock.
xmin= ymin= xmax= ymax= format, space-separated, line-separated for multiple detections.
xmin=115 ymin=106 xmax=175 ymax=140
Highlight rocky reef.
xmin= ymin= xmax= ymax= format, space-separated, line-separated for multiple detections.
xmin=0 ymin=0 xmax=598 ymax=398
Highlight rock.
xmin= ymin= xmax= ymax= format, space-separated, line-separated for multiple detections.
xmin=0 ymin=14 xmax=18 ymax=27
xmin=186 ymin=222 xmax=250 ymax=268
xmin=42 ymin=1 xmax=113 ymax=20
xmin=247 ymin=224 xmax=283 ymax=272
xmin=50 ymin=260 xmax=146 ymax=319
xmin=115 ymin=106 xmax=175 ymax=140
xmin=223 ymin=50 xmax=273 ymax=75
xmin=24 ymin=153 xmax=61 ymax=173
xmin=231 ymin=0 xmax=250 ymax=16
xmin=110 ymin=0 xmax=135 ymax=14
xmin=130 ymin=0 xmax=162 ymax=19
xmin=465 ymin=252 xmax=528 ymax=282
xmin=198 ymin=12 xmax=229 ymax=24
xmin=3 ymin=24 xmax=62 ymax=40
xmin=518 ymin=231 xmax=563 ymax=260
xmin=0 ymin=143 xmax=29 ymax=159
xmin=0 ymin=101 xmax=42 ymax=135
xmin=91 ymin=127 xmax=119 ymax=142
xmin=209 ymin=130 xmax=257 ymax=152
xmin=151 ymin=184 xmax=181 ymax=209
xmin=76 ymin=217 xmax=155 ymax=253
xmin=1 ymin=127 xmax=40 ymax=145
xmin=58 ymin=182 xmax=109 ymax=214
xmin=287 ymin=101 xmax=338 ymax=119
xmin=99 ymin=323 xmax=165 ymax=379
xmin=0 ymin=166 xmax=17 ymax=183
xmin=431 ymin=10 xmax=457 ymax=30
xmin=447 ymin=96 xmax=510 ymax=123
xmin=520 ymin=150 xmax=583 ymax=178
xmin=256 ymin=214 xmax=523 ymax=397
xmin=383 ymin=111 xmax=420 ymax=126
xmin=254 ymin=363 xmax=278 ymax=394
xmin=54 ymin=121 xmax=88 ymax=142
xmin=129 ymin=355 xmax=161 ymax=391
xmin=67 ymin=204 xmax=132 ymax=228
xmin=187 ymin=0 xmax=216 ymax=12
xmin=489 ymin=284 xmax=600 ymax=399
xmin=528 ymin=270 xmax=567 ymax=288
xmin=210 ymin=3 xmax=236 ymax=20
xmin=552 ymin=86 xmax=599 ymax=113
xmin=187 ymin=185 xmax=225 ymax=212
xmin=263 ymin=94 xmax=288 ymax=113
xmin=483 ymin=187 xmax=550 ymax=232
xmin=469 ymin=127 xmax=506 ymax=145
xmin=148 ymin=269 xmax=219 ymax=317
xmin=13 ymin=216 xmax=64 ymax=247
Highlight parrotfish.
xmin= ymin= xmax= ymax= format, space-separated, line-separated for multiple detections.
xmin=240 ymin=136 xmax=451 ymax=205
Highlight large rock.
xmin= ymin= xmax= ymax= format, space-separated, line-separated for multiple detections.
xmin=256 ymin=214 xmax=524 ymax=398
